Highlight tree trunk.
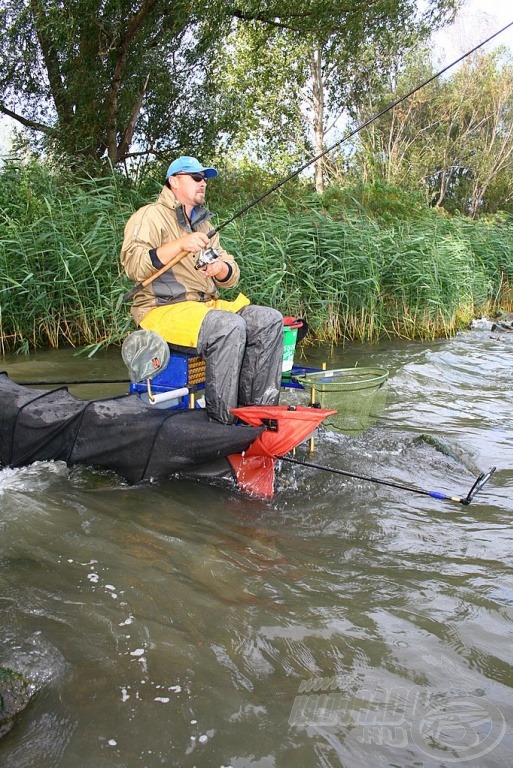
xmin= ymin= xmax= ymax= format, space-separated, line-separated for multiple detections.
xmin=311 ymin=46 xmax=325 ymax=194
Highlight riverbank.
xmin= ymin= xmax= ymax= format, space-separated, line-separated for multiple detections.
xmin=1 ymin=161 xmax=512 ymax=354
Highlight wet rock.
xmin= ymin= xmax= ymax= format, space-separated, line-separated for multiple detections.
xmin=471 ymin=314 xmax=513 ymax=332
xmin=470 ymin=317 xmax=496 ymax=331
xmin=0 ymin=666 xmax=37 ymax=739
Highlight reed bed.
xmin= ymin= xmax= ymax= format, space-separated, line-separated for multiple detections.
xmin=223 ymin=207 xmax=513 ymax=343
xmin=0 ymin=165 xmax=140 ymax=354
xmin=1 ymin=163 xmax=512 ymax=354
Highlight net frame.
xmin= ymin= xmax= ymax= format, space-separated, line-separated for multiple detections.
xmin=296 ymin=367 xmax=389 ymax=435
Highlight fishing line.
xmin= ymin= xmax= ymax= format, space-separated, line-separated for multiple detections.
xmin=212 ymin=20 xmax=513 ymax=234
xmin=124 ymin=20 xmax=513 ymax=301
xmin=280 ymin=455 xmax=497 ymax=506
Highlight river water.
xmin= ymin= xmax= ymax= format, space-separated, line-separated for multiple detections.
xmin=1 ymin=328 xmax=512 ymax=768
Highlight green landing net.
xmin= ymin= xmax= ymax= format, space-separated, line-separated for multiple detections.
xmin=297 ymin=367 xmax=389 ymax=435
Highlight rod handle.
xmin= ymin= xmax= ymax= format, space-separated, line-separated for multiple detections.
xmin=122 ymin=229 xmax=218 ymax=303
xmin=122 ymin=248 xmax=190 ymax=303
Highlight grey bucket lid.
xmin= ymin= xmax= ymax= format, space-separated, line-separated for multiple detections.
xmin=121 ymin=330 xmax=170 ymax=383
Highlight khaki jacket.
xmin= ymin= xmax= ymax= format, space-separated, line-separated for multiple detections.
xmin=120 ymin=185 xmax=240 ymax=325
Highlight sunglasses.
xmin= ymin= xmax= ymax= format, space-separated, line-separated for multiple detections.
xmin=174 ymin=172 xmax=207 ymax=182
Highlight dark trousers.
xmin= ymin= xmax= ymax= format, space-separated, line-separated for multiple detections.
xmin=197 ymin=305 xmax=283 ymax=424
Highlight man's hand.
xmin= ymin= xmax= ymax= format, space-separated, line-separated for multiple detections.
xmin=156 ymin=231 xmax=210 ymax=265
xmin=202 ymin=260 xmax=230 ymax=280
xmin=181 ymin=232 xmax=211 ymax=253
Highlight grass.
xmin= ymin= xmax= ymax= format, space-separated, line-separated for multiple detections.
xmin=0 ymin=163 xmax=140 ymax=354
xmin=1 ymin=161 xmax=512 ymax=354
xmin=221 ymin=206 xmax=512 ymax=343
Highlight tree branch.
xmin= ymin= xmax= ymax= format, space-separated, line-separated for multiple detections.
xmin=105 ymin=0 xmax=159 ymax=162
xmin=0 ymin=104 xmax=57 ymax=136
xmin=227 ymin=5 xmax=354 ymax=32
xmin=117 ymin=73 xmax=151 ymax=161
xmin=228 ymin=9 xmax=300 ymax=32
xmin=29 ymin=0 xmax=71 ymax=124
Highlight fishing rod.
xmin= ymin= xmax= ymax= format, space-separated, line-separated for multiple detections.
xmin=123 ymin=19 xmax=513 ymax=303
xmin=15 ymin=378 xmax=129 ymax=386
xmin=281 ymin=456 xmax=497 ymax=506
xmin=123 ymin=247 xmax=197 ymax=301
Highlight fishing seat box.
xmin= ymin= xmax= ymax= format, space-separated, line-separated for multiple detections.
xmin=129 ymin=350 xmax=206 ymax=409
xmin=128 ymin=323 xmax=309 ymax=409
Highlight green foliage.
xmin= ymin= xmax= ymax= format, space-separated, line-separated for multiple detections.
xmin=1 ymin=161 xmax=512 ymax=354
xmin=207 ymin=161 xmax=316 ymax=221
xmin=207 ymin=1 xmax=458 ymax=185
xmin=0 ymin=0 xmax=227 ymax=164
xmin=0 ymin=0 xmax=459 ymax=173
xmin=0 ymin=161 xmax=138 ymax=353
xmin=352 ymin=47 xmax=513 ymax=217
xmin=318 ymin=180 xmax=428 ymax=222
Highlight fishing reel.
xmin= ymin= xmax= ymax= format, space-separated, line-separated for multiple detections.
xmin=195 ymin=246 xmax=219 ymax=270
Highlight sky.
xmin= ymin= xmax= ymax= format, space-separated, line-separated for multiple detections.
xmin=434 ymin=0 xmax=513 ymax=65
xmin=1 ymin=1 xmax=513 ymax=158
xmin=435 ymin=0 xmax=513 ymax=64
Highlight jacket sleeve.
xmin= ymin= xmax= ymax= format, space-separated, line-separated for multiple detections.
xmin=120 ymin=207 xmax=163 ymax=283
xmin=209 ymin=232 xmax=240 ymax=289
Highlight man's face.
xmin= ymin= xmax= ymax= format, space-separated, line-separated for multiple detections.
xmin=169 ymin=173 xmax=207 ymax=208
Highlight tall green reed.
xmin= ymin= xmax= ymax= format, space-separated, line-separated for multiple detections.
xmin=222 ymin=206 xmax=511 ymax=343
xmin=1 ymin=162 xmax=512 ymax=354
xmin=0 ymin=164 xmax=137 ymax=354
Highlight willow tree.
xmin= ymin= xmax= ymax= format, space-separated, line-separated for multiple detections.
xmin=0 ymin=0 xmax=227 ymax=165
xmin=351 ymin=47 xmax=513 ymax=215
xmin=209 ymin=0 xmax=459 ymax=191
xmin=452 ymin=51 xmax=513 ymax=216
xmin=0 ymin=1 xmax=459 ymax=172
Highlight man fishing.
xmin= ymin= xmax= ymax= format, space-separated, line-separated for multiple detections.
xmin=120 ymin=155 xmax=284 ymax=424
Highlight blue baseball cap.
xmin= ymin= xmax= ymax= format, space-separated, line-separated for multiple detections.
xmin=166 ymin=156 xmax=218 ymax=179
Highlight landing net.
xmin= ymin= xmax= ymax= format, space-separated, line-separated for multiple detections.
xmin=297 ymin=367 xmax=389 ymax=435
